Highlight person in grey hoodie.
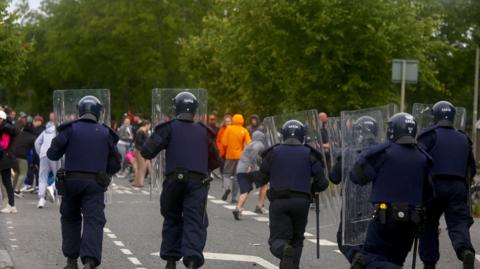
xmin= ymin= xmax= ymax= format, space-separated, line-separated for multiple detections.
xmin=35 ymin=121 xmax=59 ymax=208
xmin=233 ymin=131 xmax=269 ymax=220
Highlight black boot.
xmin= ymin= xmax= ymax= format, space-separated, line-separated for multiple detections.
xmin=165 ymin=260 xmax=176 ymax=269
xmin=279 ymin=244 xmax=294 ymax=269
xmin=186 ymin=261 xmax=198 ymax=269
xmin=350 ymin=252 xmax=364 ymax=269
xmin=222 ymin=189 xmax=231 ymax=201
xmin=461 ymin=249 xmax=475 ymax=269
xmin=83 ymin=257 xmax=97 ymax=269
xmin=424 ymin=264 xmax=436 ymax=269
xmin=63 ymin=258 xmax=79 ymax=269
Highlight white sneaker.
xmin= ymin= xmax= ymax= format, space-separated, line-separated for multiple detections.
xmin=46 ymin=186 xmax=55 ymax=203
xmin=21 ymin=185 xmax=34 ymax=193
xmin=1 ymin=205 xmax=18 ymax=214
xmin=37 ymin=198 xmax=46 ymax=209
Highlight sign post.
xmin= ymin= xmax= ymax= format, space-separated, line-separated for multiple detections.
xmin=392 ymin=59 xmax=419 ymax=112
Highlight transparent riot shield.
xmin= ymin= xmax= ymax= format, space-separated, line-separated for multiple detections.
xmin=150 ymin=89 xmax=208 ymax=199
xmin=53 ymin=89 xmax=111 ymax=125
xmin=412 ymin=103 xmax=467 ymax=132
xmin=326 ymin=117 xmax=342 ymax=170
xmin=53 ymin=89 xmax=113 ymax=204
xmin=263 ymin=109 xmax=341 ymax=253
xmin=341 ymin=108 xmax=390 ymax=246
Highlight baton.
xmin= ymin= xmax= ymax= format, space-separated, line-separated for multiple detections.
xmin=315 ymin=192 xmax=320 ymax=259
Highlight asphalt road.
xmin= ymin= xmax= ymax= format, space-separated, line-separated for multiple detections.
xmin=1 ymin=175 xmax=479 ymax=269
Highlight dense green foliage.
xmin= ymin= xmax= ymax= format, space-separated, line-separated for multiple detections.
xmin=0 ymin=0 xmax=28 ymax=103
xmin=2 ymin=0 xmax=480 ymax=123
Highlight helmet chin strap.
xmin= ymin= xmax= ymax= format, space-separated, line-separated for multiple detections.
xmin=80 ymin=113 xmax=99 ymax=122
xmin=176 ymin=113 xmax=195 ymax=121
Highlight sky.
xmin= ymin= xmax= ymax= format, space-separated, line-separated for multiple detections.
xmin=7 ymin=0 xmax=42 ymax=12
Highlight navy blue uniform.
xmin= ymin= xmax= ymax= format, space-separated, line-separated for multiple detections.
xmin=260 ymin=143 xmax=328 ymax=269
xmin=350 ymin=142 xmax=432 ymax=269
xmin=47 ymin=119 xmax=121 ymax=266
xmin=418 ymin=126 xmax=476 ymax=265
xmin=141 ymin=119 xmax=221 ymax=268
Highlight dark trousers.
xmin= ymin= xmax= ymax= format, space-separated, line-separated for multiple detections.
xmin=419 ymin=179 xmax=475 ymax=264
xmin=160 ymin=178 xmax=209 ymax=268
xmin=1 ymin=169 xmax=14 ymax=206
xmin=61 ymin=177 xmax=106 ymax=266
xmin=269 ymin=197 xmax=310 ymax=269
xmin=361 ymin=219 xmax=417 ymax=269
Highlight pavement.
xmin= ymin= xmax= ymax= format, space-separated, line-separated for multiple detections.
xmin=0 ymin=175 xmax=479 ymax=269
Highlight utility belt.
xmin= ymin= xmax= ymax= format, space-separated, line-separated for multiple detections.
xmin=166 ymin=169 xmax=210 ymax=185
xmin=267 ymin=189 xmax=311 ymax=202
xmin=373 ymin=202 xmax=425 ymax=225
xmin=56 ymin=169 xmax=111 ymax=195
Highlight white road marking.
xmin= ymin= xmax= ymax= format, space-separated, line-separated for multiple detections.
xmin=10 ymin=245 xmax=18 ymax=248
xmin=307 ymin=239 xmax=337 ymax=246
xmin=124 ymin=190 xmax=132 ymax=194
xmin=142 ymin=191 xmax=149 ymax=195
xmin=476 ymin=254 xmax=480 ymax=262
xmin=241 ymin=211 xmax=258 ymax=216
xmin=116 ymin=190 xmax=125 ymax=194
xmin=150 ymin=252 xmax=277 ymax=269
xmin=253 ymin=217 xmax=270 ymax=222
xmin=121 ymin=249 xmax=133 ymax=255
xmin=223 ymin=205 xmax=236 ymax=210
xmin=208 ymin=195 xmax=215 ymax=199
xmin=7 ymin=226 xmax=14 ymax=229
xmin=103 ymin=228 xmax=111 ymax=233
xmin=204 ymin=252 xmax=277 ymax=269
xmin=9 ymin=239 xmax=16 ymax=242
xmin=107 ymin=233 xmax=117 ymax=239
xmin=113 ymin=241 xmax=125 ymax=247
xmin=104 ymin=227 xmax=146 ymax=267
xmin=128 ymin=257 xmax=142 ymax=265
xmin=333 ymin=250 xmax=342 ymax=254
xmin=210 ymin=199 xmax=228 ymax=205
xmin=304 ymin=232 xmax=314 ymax=237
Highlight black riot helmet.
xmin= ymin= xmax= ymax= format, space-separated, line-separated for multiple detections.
xmin=353 ymin=116 xmax=378 ymax=144
xmin=432 ymin=101 xmax=456 ymax=127
xmin=387 ymin=113 xmax=417 ymax=144
xmin=173 ymin=92 xmax=198 ymax=119
xmin=77 ymin=95 xmax=103 ymax=122
xmin=281 ymin=120 xmax=305 ymax=143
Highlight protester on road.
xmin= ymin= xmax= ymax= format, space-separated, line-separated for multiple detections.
xmin=247 ymin=114 xmax=263 ymax=135
xmin=233 ymin=130 xmax=268 ymax=220
xmin=12 ymin=122 xmax=37 ymax=197
xmin=35 ymin=121 xmax=59 ymax=208
xmin=0 ymin=110 xmax=19 ymax=213
xmin=116 ymin=117 xmax=134 ymax=177
xmin=221 ymin=114 xmax=251 ymax=203
xmin=132 ymin=120 xmax=151 ymax=187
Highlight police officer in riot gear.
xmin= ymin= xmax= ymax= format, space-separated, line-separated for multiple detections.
xmin=141 ymin=92 xmax=222 ymax=269
xmin=330 ymin=116 xmax=379 ymax=269
xmin=258 ymin=120 xmax=329 ymax=269
xmin=418 ymin=101 xmax=476 ymax=269
xmin=350 ymin=113 xmax=433 ymax=269
xmin=47 ymin=96 xmax=121 ymax=269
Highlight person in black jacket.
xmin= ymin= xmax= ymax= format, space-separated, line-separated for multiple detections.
xmin=0 ymin=110 xmax=20 ymax=214
xmin=12 ymin=122 xmax=37 ymax=197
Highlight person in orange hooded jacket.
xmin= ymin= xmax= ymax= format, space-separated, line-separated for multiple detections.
xmin=221 ymin=114 xmax=251 ymax=203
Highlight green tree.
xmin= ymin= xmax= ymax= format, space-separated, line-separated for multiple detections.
xmin=181 ymin=0 xmax=445 ymax=116
xmin=0 ymin=0 xmax=28 ymax=105
xmin=12 ymin=0 xmax=212 ymax=118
